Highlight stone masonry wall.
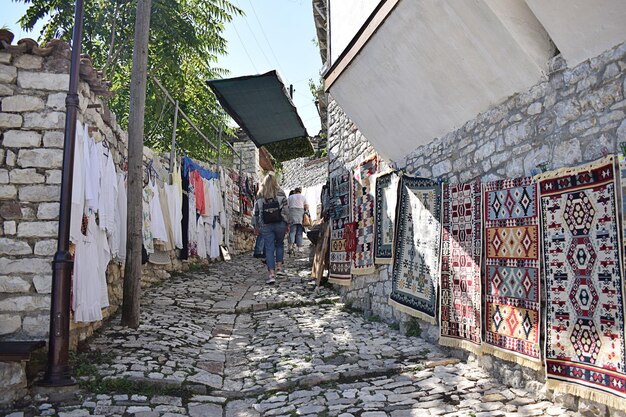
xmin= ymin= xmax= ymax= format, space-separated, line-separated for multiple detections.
xmin=0 ymin=38 xmax=257 ymax=404
xmin=327 ymin=42 xmax=626 ymax=414
xmin=0 ymin=43 xmax=253 ymax=345
xmin=233 ymin=141 xmax=261 ymax=181
xmin=280 ymin=156 xmax=329 ymax=191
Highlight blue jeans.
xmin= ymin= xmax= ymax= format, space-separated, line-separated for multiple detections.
xmin=289 ymin=224 xmax=304 ymax=247
xmin=260 ymin=221 xmax=287 ymax=270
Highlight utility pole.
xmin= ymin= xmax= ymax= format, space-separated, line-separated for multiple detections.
xmin=122 ymin=0 xmax=152 ymax=328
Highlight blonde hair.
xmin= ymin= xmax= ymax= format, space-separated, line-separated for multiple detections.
xmin=258 ymin=172 xmax=280 ymax=200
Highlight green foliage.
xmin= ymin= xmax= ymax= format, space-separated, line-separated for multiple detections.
xmin=389 ymin=322 xmax=400 ymax=331
xmin=405 ymin=318 xmax=422 ymax=338
xmin=367 ymin=315 xmax=381 ymax=323
xmin=82 ymin=377 xmax=192 ymax=397
xmin=264 ymin=137 xmax=314 ymax=163
xmin=16 ymin=0 xmax=242 ymax=162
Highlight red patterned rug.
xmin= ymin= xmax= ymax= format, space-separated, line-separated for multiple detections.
xmin=483 ymin=177 xmax=542 ymax=370
xmin=439 ymin=180 xmax=482 ymax=354
xmin=352 ymin=156 xmax=378 ymax=275
xmin=539 ymin=156 xmax=626 ymax=408
xmin=328 ymin=171 xmax=353 ymax=286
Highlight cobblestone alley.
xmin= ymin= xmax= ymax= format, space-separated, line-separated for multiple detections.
xmin=4 ymin=253 xmax=588 ymax=417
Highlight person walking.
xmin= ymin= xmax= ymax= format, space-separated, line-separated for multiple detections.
xmin=253 ymin=173 xmax=290 ymax=284
xmin=288 ymin=187 xmax=309 ymax=254
xmin=286 ymin=189 xmax=296 ymax=251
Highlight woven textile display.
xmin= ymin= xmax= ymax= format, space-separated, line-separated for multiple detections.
xmin=539 ymin=156 xmax=626 ymax=407
xmin=352 ymin=156 xmax=378 ymax=275
xmin=483 ymin=177 xmax=542 ymax=370
xmin=439 ymin=180 xmax=482 ymax=354
xmin=375 ymin=172 xmax=400 ymax=264
xmin=388 ymin=176 xmax=441 ymax=323
xmin=328 ymin=171 xmax=353 ymax=285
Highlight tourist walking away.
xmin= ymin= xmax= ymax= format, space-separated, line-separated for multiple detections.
xmin=288 ymin=187 xmax=309 ymax=253
xmin=253 ymin=173 xmax=290 ymax=284
xmin=286 ymin=190 xmax=296 ymax=249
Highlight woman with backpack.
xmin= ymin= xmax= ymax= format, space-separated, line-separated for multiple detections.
xmin=253 ymin=172 xmax=290 ymax=284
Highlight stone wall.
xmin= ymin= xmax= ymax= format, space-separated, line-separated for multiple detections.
xmin=233 ymin=141 xmax=261 ymax=181
xmin=280 ymin=156 xmax=329 ymax=191
xmin=327 ymin=42 xmax=626 ymax=414
xmin=0 ymin=39 xmax=259 ymax=404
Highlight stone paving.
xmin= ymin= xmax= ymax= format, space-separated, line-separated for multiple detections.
xmin=3 ymin=251 xmax=587 ymax=417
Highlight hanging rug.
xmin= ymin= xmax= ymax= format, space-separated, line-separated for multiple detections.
xmin=374 ymin=172 xmax=400 ymax=264
xmin=439 ymin=179 xmax=483 ymax=354
xmin=538 ymin=155 xmax=626 ymax=408
xmin=352 ymin=156 xmax=378 ymax=275
xmin=328 ymin=170 xmax=353 ymax=285
xmin=482 ymin=177 xmax=542 ymax=370
xmin=388 ymin=176 xmax=441 ymax=323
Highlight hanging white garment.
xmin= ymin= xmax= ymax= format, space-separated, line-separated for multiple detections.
xmin=165 ymin=183 xmax=183 ymax=249
xmin=303 ymin=183 xmax=324 ymax=221
xmin=84 ymin=134 xmax=101 ymax=213
xmin=99 ymin=148 xmax=118 ymax=233
xmin=196 ymin=216 xmax=207 ymax=259
xmin=210 ymin=219 xmax=221 ymax=259
xmin=205 ymin=218 xmax=213 ymax=259
xmin=95 ymin=222 xmax=111 ymax=308
xmin=116 ymin=173 xmax=128 ymax=262
xmin=149 ymin=180 xmax=168 ymax=243
xmin=203 ymin=178 xmax=211 ymax=217
xmin=70 ymin=120 xmax=86 ymax=243
xmin=173 ymin=159 xmax=183 ymax=203
xmin=72 ymin=214 xmax=103 ymax=322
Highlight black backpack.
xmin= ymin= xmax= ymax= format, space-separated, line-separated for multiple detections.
xmin=261 ymin=198 xmax=282 ymax=223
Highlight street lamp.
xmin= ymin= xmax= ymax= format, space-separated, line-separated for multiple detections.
xmin=39 ymin=0 xmax=85 ymax=386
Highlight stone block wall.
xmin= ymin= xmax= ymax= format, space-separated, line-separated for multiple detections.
xmin=233 ymin=141 xmax=261 ymax=181
xmin=0 ymin=38 xmax=259 ymax=405
xmin=0 ymin=42 xmax=254 ymax=346
xmin=327 ymin=42 xmax=626 ymax=413
xmin=280 ymin=156 xmax=329 ymax=191
xmin=403 ymin=43 xmax=626 ymax=182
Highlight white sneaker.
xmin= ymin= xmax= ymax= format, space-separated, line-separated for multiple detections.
xmin=266 ymin=275 xmax=276 ymax=284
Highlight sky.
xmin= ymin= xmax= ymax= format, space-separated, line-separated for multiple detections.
xmin=2 ymin=0 xmax=323 ymax=136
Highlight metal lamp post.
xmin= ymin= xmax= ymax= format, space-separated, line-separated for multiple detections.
xmin=40 ymin=0 xmax=85 ymax=387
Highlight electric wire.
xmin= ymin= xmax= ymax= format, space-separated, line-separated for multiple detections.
xmin=246 ymin=0 xmax=285 ymax=75
xmin=231 ymin=19 xmax=259 ymax=73
xmin=232 ymin=0 xmax=273 ymax=70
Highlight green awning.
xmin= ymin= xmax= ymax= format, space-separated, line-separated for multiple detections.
xmin=207 ymin=71 xmax=309 ymax=148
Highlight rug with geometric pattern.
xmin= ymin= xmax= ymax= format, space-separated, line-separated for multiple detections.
xmin=539 ymin=156 xmax=626 ymax=407
xmin=352 ymin=156 xmax=378 ymax=275
xmin=483 ymin=177 xmax=542 ymax=370
xmin=439 ymin=180 xmax=483 ymax=354
xmin=375 ymin=172 xmax=400 ymax=264
xmin=388 ymin=176 xmax=441 ymax=323
xmin=328 ymin=170 xmax=353 ymax=286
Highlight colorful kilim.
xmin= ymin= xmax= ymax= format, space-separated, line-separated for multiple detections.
xmin=352 ymin=156 xmax=378 ymax=275
xmin=375 ymin=172 xmax=400 ymax=264
xmin=439 ymin=180 xmax=482 ymax=354
xmin=388 ymin=176 xmax=441 ymax=323
xmin=483 ymin=177 xmax=542 ymax=370
xmin=539 ymin=156 xmax=626 ymax=407
xmin=328 ymin=171 xmax=353 ymax=285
